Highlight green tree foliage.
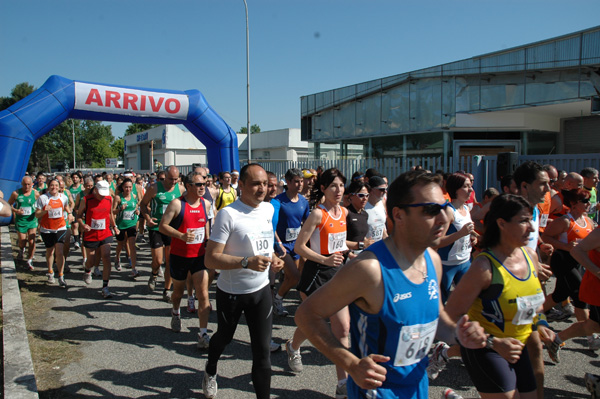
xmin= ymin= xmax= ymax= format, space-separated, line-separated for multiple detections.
xmin=125 ymin=123 xmax=159 ymax=136
xmin=239 ymin=124 xmax=261 ymax=134
xmin=1 ymin=82 xmax=123 ymax=172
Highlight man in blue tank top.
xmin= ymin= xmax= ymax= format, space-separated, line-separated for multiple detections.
xmin=296 ymin=170 xmax=487 ymax=399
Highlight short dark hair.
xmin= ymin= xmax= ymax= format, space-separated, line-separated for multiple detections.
xmin=312 ymin=168 xmax=346 ymax=204
xmin=500 ymin=175 xmax=514 ymax=191
xmin=513 ymin=161 xmax=544 ymax=188
xmin=184 ymin=171 xmax=203 ymax=185
xmin=483 ymin=187 xmax=500 ymax=199
xmin=386 ymin=171 xmax=442 ymax=218
xmin=157 ymin=171 xmax=166 ymax=179
xmin=347 ymin=180 xmax=370 ymax=195
xmin=446 ymin=173 xmax=469 ymax=199
xmin=481 ymin=194 xmax=533 ymax=248
xmin=285 ymin=168 xmax=303 ymax=181
xmin=365 ymin=168 xmax=379 ymax=179
xmin=580 ymin=167 xmax=598 ymax=178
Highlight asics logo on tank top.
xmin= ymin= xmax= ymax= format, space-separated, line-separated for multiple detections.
xmin=393 ymin=292 xmax=412 ymax=302
xmin=428 ymin=280 xmax=439 ymax=301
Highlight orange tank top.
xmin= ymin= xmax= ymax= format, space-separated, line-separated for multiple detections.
xmin=309 ymin=204 xmax=348 ymax=255
xmin=538 ymin=191 xmax=552 ymax=233
xmin=40 ymin=196 xmax=67 ymax=231
xmin=558 ymin=214 xmax=593 ymax=244
xmin=580 ymin=250 xmax=600 ymax=306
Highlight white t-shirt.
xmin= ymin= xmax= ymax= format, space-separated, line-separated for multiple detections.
xmin=0 ymin=201 xmax=3 ymax=212
xmin=365 ymin=200 xmax=387 ymax=242
xmin=210 ymin=200 xmax=275 ymax=295
xmin=35 ymin=193 xmax=69 ymax=233
xmin=526 ymin=206 xmax=540 ymax=250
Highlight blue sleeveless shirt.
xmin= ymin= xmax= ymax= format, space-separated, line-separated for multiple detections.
xmin=348 ymin=240 xmax=440 ymax=399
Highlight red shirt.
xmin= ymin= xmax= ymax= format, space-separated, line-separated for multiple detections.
xmin=84 ymin=194 xmax=113 ymax=242
xmin=580 ymin=250 xmax=600 ymax=307
xmin=170 ymin=197 xmax=208 ymax=258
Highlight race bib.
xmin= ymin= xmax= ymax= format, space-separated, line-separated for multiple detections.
xmin=48 ymin=207 xmax=63 ymax=219
xmin=368 ymin=223 xmax=384 ymax=242
xmin=123 ymin=210 xmax=136 ymax=220
xmin=540 ymin=214 xmax=549 ymax=228
xmin=512 ymin=292 xmax=545 ymax=325
xmin=285 ymin=227 xmax=301 ymax=242
xmin=187 ymin=228 xmax=205 ymax=245
xmin=21 ymin=206 xmax=32 ymax=216
xmin=249 ymin=230 xmax=274 ymax=257
xmin=394 ymin=319 xmax=438 ymax=366
xmin=328 ymin=231 xmax=347 ymax=254
xmin=91 ymin=218 xmax=106 ymax=230
xmin=207 ymin=204 xmax=214 ymax=219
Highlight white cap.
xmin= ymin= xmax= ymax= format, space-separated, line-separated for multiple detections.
xmin=96 ymin=180 xmax=110 ymax=196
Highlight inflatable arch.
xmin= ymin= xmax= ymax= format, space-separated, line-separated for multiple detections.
xmin=0 ymin=75 xmax=239 ymax=225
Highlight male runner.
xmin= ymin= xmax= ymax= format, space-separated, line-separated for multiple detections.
xmin=9 ymin=176 xmax=39 ymax=270
xmin=295 ymin=170 xmax=486 ymax=398
xmin=203 ymin=164 xmax=284 ymax=399
xmin=140 ymin=166 xmax=184 ymax=302
xmin=364 ymin=175 xmax=389 ymax=243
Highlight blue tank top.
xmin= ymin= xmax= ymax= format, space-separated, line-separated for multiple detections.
xmin=348 ymin=240 xmax=440 ymax=399
xmin=274 ymin=192 xmax=310 ymax=244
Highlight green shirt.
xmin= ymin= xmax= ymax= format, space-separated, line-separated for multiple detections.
xmin=14 ymin=189 xmax=38 ymax=231
xmin=149 ymin=182 xmax=181 ymax=231
xmin=117 ymin=194 xmax=139 ymax=230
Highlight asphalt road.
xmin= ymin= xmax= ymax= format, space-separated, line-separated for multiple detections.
xmin=15 ymin=237 xmax=597 ymax=398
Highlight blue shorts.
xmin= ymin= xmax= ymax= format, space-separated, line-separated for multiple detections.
xmin=282 ymin=241 xmax=299 ymax=260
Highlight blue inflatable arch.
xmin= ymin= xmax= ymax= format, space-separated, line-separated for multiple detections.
xmin=0 ymin=75 xmax=239 ymax=224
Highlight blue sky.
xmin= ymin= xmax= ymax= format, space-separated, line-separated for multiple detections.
xmin=1 ymin=1 xmax=599 ymax=138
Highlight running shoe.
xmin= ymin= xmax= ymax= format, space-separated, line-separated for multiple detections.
xmin=130 ymin=269 xmax=140 ymax=279
xmin=441 ymin=388 xmax=464 ymax=398
xmin=171 ymin=312 xmax=181 ymax=332
xmin=17 ymin=248 xmax=24 ymax=260
xmin=187 ymin=297 xmax=197 ymax=313
xmin=546 ymin=308 xmax=570 ymax=322
xmin=157 ymin=267 xmax=164 ymax=278
xmin=93 ymin=266 xmax=102 ymax=277
xmin=273 ymin=296 xmax=289 ymax=317
xmin=561 ymin=301 xmax=575 ymax=317
xmin=46 ymin=272 xmax=55 ymax=284
xmin=26 ymin=259 xmax=34 ymax=271
xmin=202 ymin=371 xmax=218 ymax=399
xmin=64 ymin=264 xmax=71 ymax=274
xmin=585 ymin=372 xmax=600 ymax=399
xmin=148 ymin=274 xmax=158 ymax=291
xmin=270 ymin=340 xmax=281 ymax=353
xmin=427 ymin=341 xmax=450 ymax=380
xmin=114 ymin=260 xmax=122 ymax=272
xmin=73 ymin=241 xmax=80 ymax=250
xmin=102 ymin=286 xmax=113 ymax=299
xmin=58 ymin=276 xmax=67 ymax=288
xmin=163 ymin=290 xmax=172 ymax=303
xmin=83 ymin=270 xmax=92 ymax=285
xmin=335 ymin=380 xmax=348 ymax=399
xmin=546 ymin=338 xmax=562 ymax=363
xmin=286 ymin=339 xmax=303 ymax=373
xmin=197 ymin=332 xmax=210 ymax=349
xmin=587 ymin=334 xmax=600 ymax=351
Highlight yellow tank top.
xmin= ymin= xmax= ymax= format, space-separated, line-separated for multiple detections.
xmin=467 ymin=248 xmax=544 ymax=344
xmin=216 ymin=187 xmax=236 ymax=210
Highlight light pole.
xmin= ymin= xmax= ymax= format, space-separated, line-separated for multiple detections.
xmin=72 ymin=120 xmax=76 ymax=169
xmin=243 ymin=0 xmax=251 ymax=164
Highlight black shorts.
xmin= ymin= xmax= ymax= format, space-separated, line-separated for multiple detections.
xmin=41 ymin=230 xmax=68 ymax=248
xmin=83 ymin=236 xmax=114 ymax=249
xmin=590 ymin=305 xmax=600 ymax=324
xmin=149 ymin=229 xmax=171 ymax=248
xmin=460 ymin=344 xmax=536 ymax=394
xmin=170 ymin=254 xmax=206 ymax=281
xmin=117 ymin=227 xmax=137 ymax=241
xmin=296 ymin=259 xmax=338 ymax=297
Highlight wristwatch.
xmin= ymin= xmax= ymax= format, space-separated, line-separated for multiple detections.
xmin=486 ymin=335 xmax=494 ymax=350
xmin=241 ymin=257 xmax=249 ymax=269
xmin=358 ymin=241 xmax=365 ymax=250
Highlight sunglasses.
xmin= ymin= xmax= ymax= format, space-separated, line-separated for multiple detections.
xmin=580 ymin=198 xmax=591 ymax=204
xmin=191 ymin=182 xmax=206 ymax=187
xmin=353 ymin=193 xmax=369 ymax=199
xmin=158 ymin=178 xmax=165 ymax=181
xmin=377 ymin=187 xmax=387 ymax=193
xmin=397 ymin=202 xmax=450 ymax=216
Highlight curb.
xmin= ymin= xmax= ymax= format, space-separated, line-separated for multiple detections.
xmin=1 ymin=226 xmax=39 ymax=398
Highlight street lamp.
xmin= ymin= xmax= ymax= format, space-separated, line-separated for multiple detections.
xmin=72 ymin=120 xmax=76 ymax=169
xmin=243 ymin=0 xmax=251 ymax=164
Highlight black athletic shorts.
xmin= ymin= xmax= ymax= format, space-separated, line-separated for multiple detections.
xmin=169 ymin=254 xmax=206 ymax=281
xmin=590 ymin=305 xmax=600 ymax=324
xmin=83 ymin=235 xmax=114 ymax=249
xmin=41 ymin=230 xmax=68 ymax=248
xmin=296 ymin=259 xmax=338 ymax=297
xmin=149 ymin=229 xmax=171 ymax=248
xmin=461 ymin=344 xmax=536 ymax=394
xmin=117 ymin=227 xmax=137 ymax=241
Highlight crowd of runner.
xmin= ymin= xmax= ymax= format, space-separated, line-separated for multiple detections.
xmin=3 ymin=161 xmax=600 ymax=399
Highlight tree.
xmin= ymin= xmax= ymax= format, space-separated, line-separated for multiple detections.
xmin=111 ymin=137 xmax=125 ymax=160
xmin=239 ymin=124 xmax=261 ymax=134
xmin=125 ymin=123 xmax=159 ymax=136
xmin=0 ymin=82 xmax=35 ymax=111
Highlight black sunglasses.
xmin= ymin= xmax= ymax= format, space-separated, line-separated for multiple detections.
xmin=580 ymin=198 xmax=590 ymax=204
xmin=191 ymin=182 xmax=206 ymax=187
xmin=397 ymin=202 xmax=450 ymax=216
xmin=158 ymin=178 xmax=165 ymax=181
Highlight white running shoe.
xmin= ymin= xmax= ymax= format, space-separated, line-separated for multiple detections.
xmin=102 ymin=286 xmax=113 ymax=299
xmin=197 ymin=332 xmax=210 ymax=349
xmin=202 ymin=371 xmax=218 ymax=399
xmin=286 ymin=340 xmax=303 ymax=373
xmin=46 ymin=272 xmax=55 ymax=284
xmin=427 ymin=341 xmax=450 ymax=380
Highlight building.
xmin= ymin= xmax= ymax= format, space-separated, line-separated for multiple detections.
xmin=301 ymin=26 xmax=600 ymax=172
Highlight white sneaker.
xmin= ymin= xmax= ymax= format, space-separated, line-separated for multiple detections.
xmin=102 ymin=286 xmax=113 ymax=299
xmin=46 ymin=272 xmax=55 ymax=284
xmin=157 ymin=266 xmax=164 ymax=278
xmin=187 ymin=296 xmax=197 ymax=313
xmin=427 ymin=341 xmax=450 ymax=380
xmin=93 ymin=266 xmax=101 ymax=277
xmin=587 ymin=334 xmax=600 ymax=351
xmin=83 ymin=270 xmax=93 ymax=285
xmin=197 ymin=332 xmax=210 ymax=349
xmin=286 ymin=339 xmax=303 ymax=373
xmin=202 ymin=371 xmax=218 ymax=399
xmin=26 ymin=259 xmax=34 ymax=271
xmin=58 ymin=276 xmax=67 ymax=288
xmin=114 ymin=260 xmax=122 ymax=272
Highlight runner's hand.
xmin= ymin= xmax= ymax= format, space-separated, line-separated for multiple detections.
xmin=455 ymin=314 xmax=486 ymax=349
xmin=459 ymin=222 xmax=475 ymax=237
xmin=271 ymin=255 xmax=284 ymax=273
xmin=181 ymin=230 xmax=195 ymax=242
xmin=325 ymin=252 xmax=345 ymax=267
xmin=146 ymin=217 xmax=158 ymax=227
xmin=348 ymin=354 xmax=390 ymax=390
xmin=249 ymin=255 xmax=272 ymax=272
xmin=538 ymin=262 xmax=552 ymax=281
xmin=494 ymin=337 xmax=524 ymax=364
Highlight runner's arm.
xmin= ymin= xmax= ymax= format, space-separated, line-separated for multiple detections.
xmin=571 ymin=228 xmax=600 ymax=277
xmin=158 ymin=200 xmax=187 ymax=241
